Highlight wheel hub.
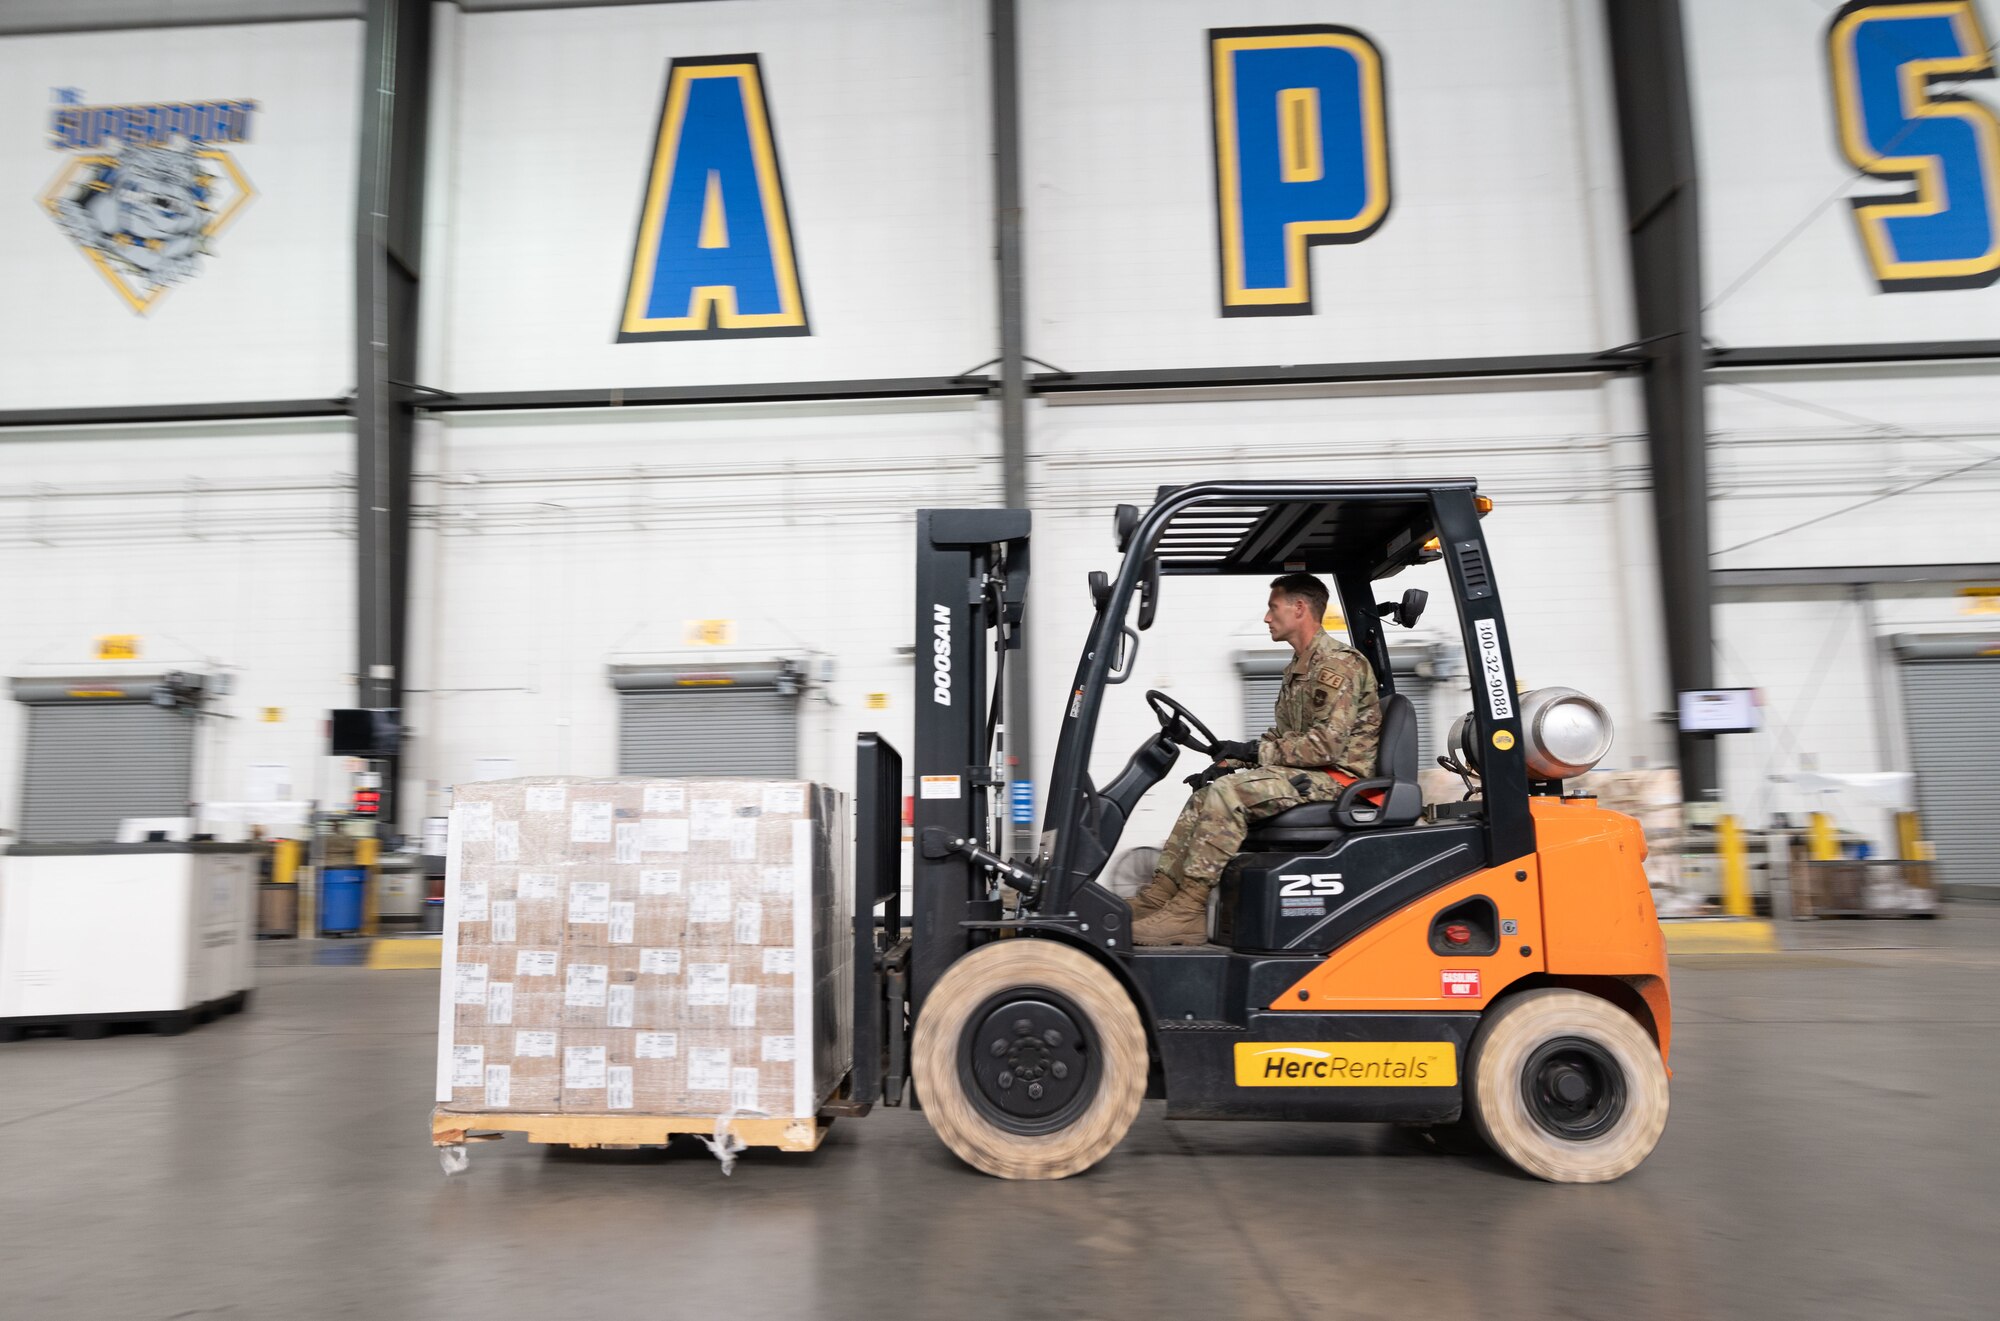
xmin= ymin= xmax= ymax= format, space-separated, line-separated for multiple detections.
xmin=962 ymin=993 xmax=1097 ymax=1135
xmin=1521 ymin=1037 xmax=1627 ymax=1141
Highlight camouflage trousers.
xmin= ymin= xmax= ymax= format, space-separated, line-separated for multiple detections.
xmin=1151 ymin=767 xmax=1343 ymax=896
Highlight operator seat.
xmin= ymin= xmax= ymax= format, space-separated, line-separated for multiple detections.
xmin=1240 ymin=693 xmax=1424 ymax=849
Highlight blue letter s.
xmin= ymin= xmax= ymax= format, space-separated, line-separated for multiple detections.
xmin=1829 ymin=0 xmax=2000 ymax=291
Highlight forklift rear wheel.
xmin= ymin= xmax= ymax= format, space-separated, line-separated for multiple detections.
xmin=1467 ymin=989 xmax=1667 ymax=1184
xmin=913 ymin=940 xmax=1147 ymax=1181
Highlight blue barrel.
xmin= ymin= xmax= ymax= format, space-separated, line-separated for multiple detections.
xmin=321 ymin=868 xmax=366 ymax=935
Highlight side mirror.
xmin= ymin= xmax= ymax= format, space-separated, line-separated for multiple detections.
xmin=1089 ymin=570 xmax=1112 ymax=608
xmin=1376 ymin=587 xmax=1428 ymax=628
xmin=1137 ymin=557 xmax=1160 ymax=630
xmin=1113 ymin=504 xmax=1139 ymax=551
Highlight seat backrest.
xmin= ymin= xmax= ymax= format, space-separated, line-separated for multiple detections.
xmin=1378 ymin=692 xmax=1418 ymax=785
xmin=1348 ymin=692 xmax=1421 ymax=828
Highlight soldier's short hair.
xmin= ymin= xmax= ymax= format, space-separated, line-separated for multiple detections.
xmin=1268 ymin=573 xmax=1329 ymax=620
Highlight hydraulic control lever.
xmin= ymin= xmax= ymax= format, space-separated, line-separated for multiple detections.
xmin=919 ymin=827 xmax=1042 ymax=902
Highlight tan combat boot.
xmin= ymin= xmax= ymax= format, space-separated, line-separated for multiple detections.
xmin=1128 ymin=871 xmax=1180 ymax=921
xmin=1132 ymin=880 xmax=1211 ymax=946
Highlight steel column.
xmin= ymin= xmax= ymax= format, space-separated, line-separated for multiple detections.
xmin=1604 ymin=0 xmax=1717 ymax=803
xmin=991 ymin=0 xmax=1035 ymax=855
xmin=354 ymin=0 xmax=431 ymax=831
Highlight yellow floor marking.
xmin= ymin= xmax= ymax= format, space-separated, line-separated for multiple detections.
xmin=366 ymin=938 xmax=442 ymax=970
xmin=1663 ymin=919 xmax=1780 ymax=954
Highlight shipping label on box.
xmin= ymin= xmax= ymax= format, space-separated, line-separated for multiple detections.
xmin=487 ymin=981 xmax=515 ymax=1025
xmin=687 ymin=1046 xmax=731 ymax=1093
xmin=565 ymin=963 xmax=608 ymax=1007
xmin=564 ymin=1046 xmax=606 ymax=1089
xmin=453 ymin=961 xmax=489 ymax=1005
xmin=687 ymin=963 xmax=729 ymax=1007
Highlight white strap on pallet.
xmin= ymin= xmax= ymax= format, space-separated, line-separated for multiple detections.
xmin=694 ymin=1105 xmax=769 ymax=1177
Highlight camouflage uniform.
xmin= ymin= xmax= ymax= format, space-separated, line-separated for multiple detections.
xmin=1147 ymin=631 xmax=1382 ymax=901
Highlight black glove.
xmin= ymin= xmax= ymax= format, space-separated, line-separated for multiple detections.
xmin=1210 ymin=739 xmax=1260 ymax=765
xmin=1183 ymin=763 xmax=1235 ymax=790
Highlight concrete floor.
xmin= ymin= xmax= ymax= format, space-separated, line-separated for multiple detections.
xmin=4 ymin=913 xmax=1998 ymax=1321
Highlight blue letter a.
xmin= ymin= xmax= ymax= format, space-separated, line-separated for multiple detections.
xmin=619 ymin=55 xmax=809 ymax=341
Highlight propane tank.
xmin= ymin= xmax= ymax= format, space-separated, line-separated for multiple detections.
xmin=1449 ymin=687 xmax=1615 ymax=780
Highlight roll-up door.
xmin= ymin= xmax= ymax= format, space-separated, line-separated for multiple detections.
xmin=12 ymin=678 xmax=196 ymax=844
xmin=1235 ymin=650 xmax=1435 ymax=769
xmin=1893 ymin=635 xmax=2000 ymax=890
xmin=612 ymin=662 xmax=802 ymax=778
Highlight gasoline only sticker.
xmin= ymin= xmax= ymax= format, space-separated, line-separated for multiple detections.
xmin=1441 ymin=969 xmax=1482 ymax=999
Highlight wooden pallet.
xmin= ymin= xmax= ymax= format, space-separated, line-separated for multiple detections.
xmin=432 ymin=1107 xmax=831 ymax=1153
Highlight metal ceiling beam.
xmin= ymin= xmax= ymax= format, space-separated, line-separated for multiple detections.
xmin=1606 ymin=0 xmax=1717 ymax=804
xmin=1710 ymin=340 xmax=2000 ymax=369
xmin=0 ymin=399 xmax=350 ymax=429
xmin=1029 ymin=351 xmax=1634 ymax=394
xmin=991 ymin=0 xmax=1036 ymax=856
xmin=353 ymin=0 xmax=432 ymax=832
xmin=419 ymin=377 xmax=990 ymax=412
xmin=1714 ymin=564 xmax=2000 ymax=588
xmin=0 ymin=1 xmax=359 ymax=35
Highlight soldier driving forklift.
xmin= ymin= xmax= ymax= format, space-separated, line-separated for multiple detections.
xmin=846 ymin=481 xmax=1671 ymax=1183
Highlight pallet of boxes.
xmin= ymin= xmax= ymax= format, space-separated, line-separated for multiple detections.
xmin=432 ymin=777 xmax=851 ymax=1175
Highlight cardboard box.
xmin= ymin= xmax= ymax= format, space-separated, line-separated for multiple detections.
xmin=435 ymin=777 xmax=850 ymax=1122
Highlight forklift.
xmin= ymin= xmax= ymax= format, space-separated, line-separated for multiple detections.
xmin=847 ymin=480 xmax=1670 ymax=1182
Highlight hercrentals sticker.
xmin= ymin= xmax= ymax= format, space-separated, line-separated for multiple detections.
xmin=1233 ymin=1042 xmax=1457 ymax=1087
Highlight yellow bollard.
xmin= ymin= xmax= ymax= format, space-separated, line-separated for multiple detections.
xmin=1895 ymin=810 xmax=1930 ymax=862
xmin=1717 ymin=814 xmax=1753 ymax=918
xmin=356 ymin=835 xmax=380 ymax=937
xmin=272 ymin=838 xmax=301 ymax=885
xmin=1807 ymin=811 xmax=1840 ymax=862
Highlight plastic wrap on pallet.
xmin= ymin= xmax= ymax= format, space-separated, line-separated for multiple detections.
xmin=433 ymin=777 xmax=850 ymax=1122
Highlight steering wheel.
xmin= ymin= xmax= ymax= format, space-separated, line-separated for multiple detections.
xmin=1145 ymin=689 xmax=1220 ymax=758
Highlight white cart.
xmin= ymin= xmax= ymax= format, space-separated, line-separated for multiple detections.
xmin=0 ymin=841 xmax=258 ymax=1040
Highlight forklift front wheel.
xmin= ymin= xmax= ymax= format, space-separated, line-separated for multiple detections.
xmin=913 ymin=940 xmax=1147 ymax=1181
xmin=1467 ymin=989 xmax=1668 ymax=1184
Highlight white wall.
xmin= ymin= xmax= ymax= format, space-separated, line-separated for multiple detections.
xmin=426 ymin=0 xmax=994 ymax=393
xmin=1687 ymin=0 xmax=2000 ymax=345
xmin=1705 ymin=365 xmax=2000 ymax=829
xmin=1707 ymin=367 xmax=2000 ymax=573
xmin=1018 ymin=0 xmax=1633 ymax=370
xmin=0 ymin=20 xmax=361 ymax=408
xmin=404 ymin=398 xmax=1001 ymax=817
xmin=0 ymin=421 xmax=357 ymax=830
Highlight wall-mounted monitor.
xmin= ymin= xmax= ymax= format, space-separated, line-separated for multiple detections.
xmin=1678 ymin=689 xmax=1760 ymax=734
xmin=330 ymin=708 xmax=401 ymax=757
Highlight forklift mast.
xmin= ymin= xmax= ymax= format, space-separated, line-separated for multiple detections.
xmin=907 ymin=509 xmax=1030 ymax=1009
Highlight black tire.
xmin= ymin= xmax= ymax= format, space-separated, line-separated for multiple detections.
xmin=153 ymin=1012 xmax=193 ymax=1037
xmin=1467 ymin=989 xmax=1668 ymax=1183
xmin=912 ymin=940 xmax=1148 ymax=1180
xmin=0 ymin=1023 xmax=24 ymax=1044
xmin=68 ymin=1020 xmax=110 ymax=1041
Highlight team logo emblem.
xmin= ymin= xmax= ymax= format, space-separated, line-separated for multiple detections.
xmin=40 ymin=89 xmax=258 ymax=315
